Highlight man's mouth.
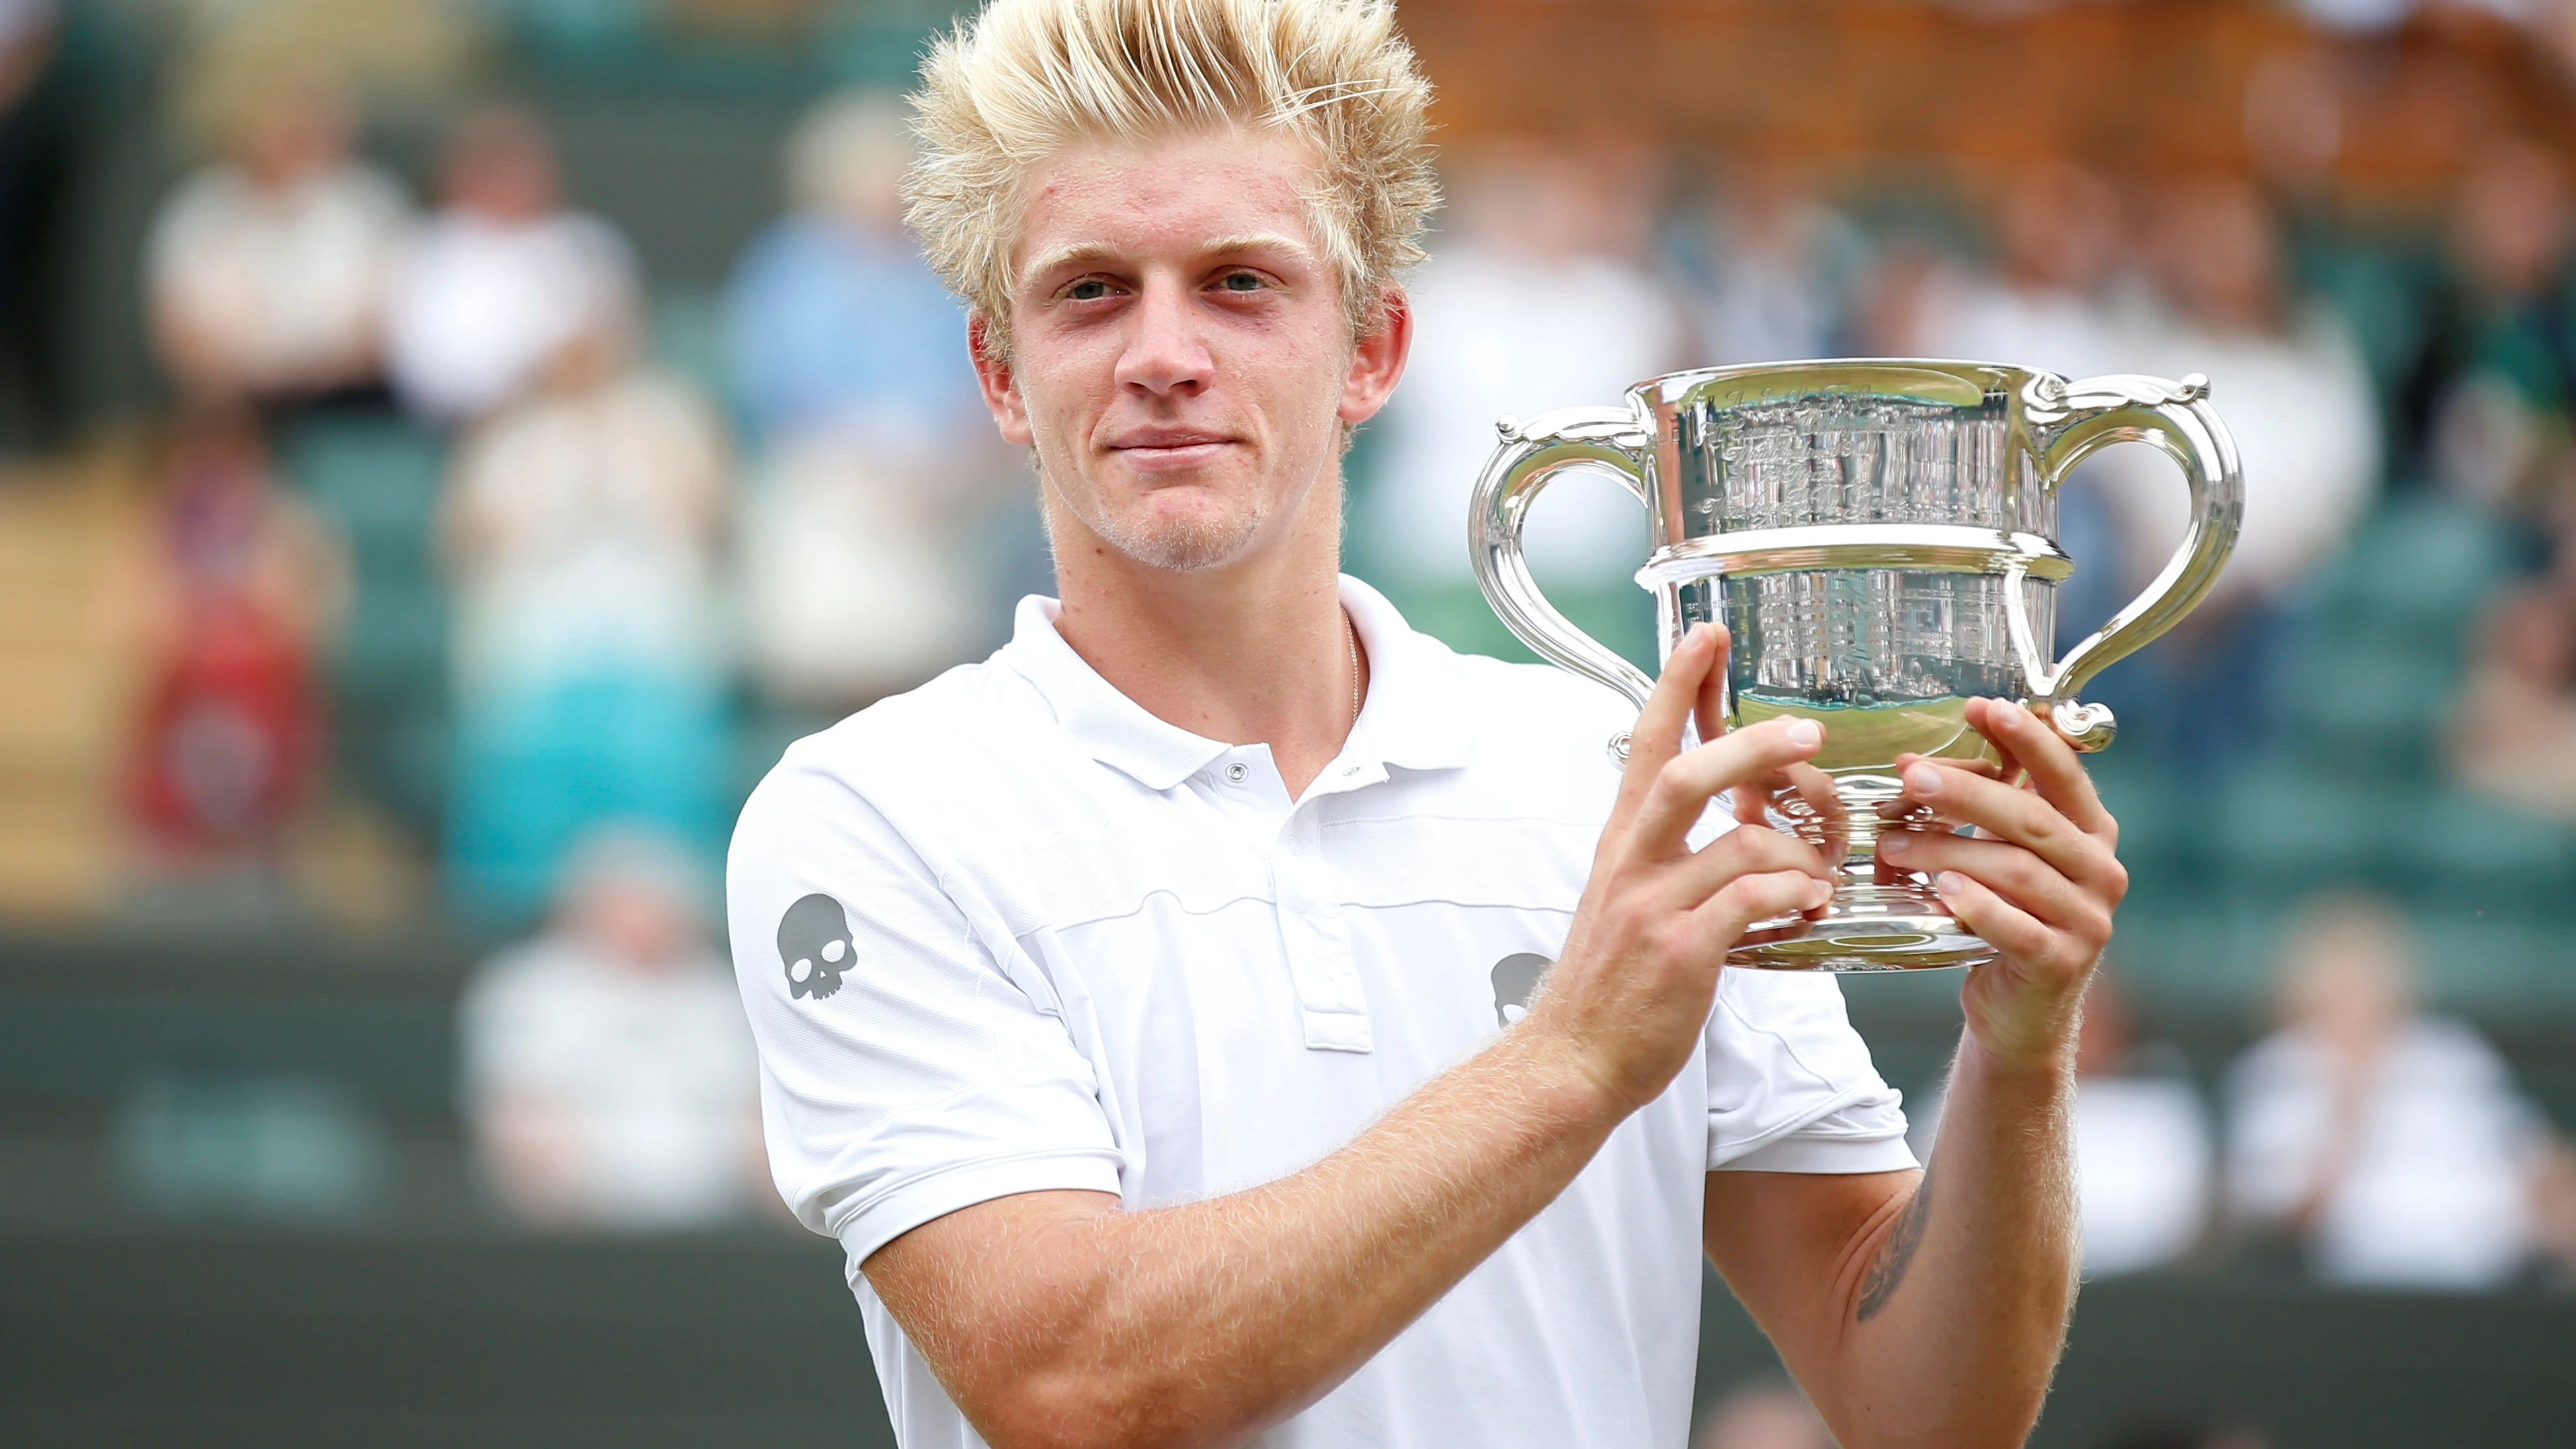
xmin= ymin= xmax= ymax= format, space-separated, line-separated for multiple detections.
xmin=1109 ymin=428 xmax=1236 ymax=471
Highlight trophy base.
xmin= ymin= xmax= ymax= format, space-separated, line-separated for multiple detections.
xmin=1727 ymin=882 xmax=1997 ymax=973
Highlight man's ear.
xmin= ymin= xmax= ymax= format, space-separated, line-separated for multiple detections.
xmin=1338 ymin=284 xmax=1412 ymax=428
xmin=969 ymin=313 xmax=1033 ymax=446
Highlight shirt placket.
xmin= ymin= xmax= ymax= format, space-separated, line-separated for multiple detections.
xmin=1272 ymin=797 xmax=1372 ymax=1054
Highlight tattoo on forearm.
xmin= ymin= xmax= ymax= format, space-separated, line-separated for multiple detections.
xmin=1856 ymin=1163 xmax=1931 ymax=1322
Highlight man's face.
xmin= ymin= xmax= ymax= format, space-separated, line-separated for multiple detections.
xmin=976 ymin=129 xmax=1407 ymax=574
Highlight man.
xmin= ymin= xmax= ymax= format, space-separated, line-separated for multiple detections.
xmin=725 ymin=3 xmax=2122 ymax=1447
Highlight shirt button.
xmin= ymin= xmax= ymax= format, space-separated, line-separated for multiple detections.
xmin=1225 ymin=763 xmax=1248 ymax=783
xmin=1284 ymin=838 xmax=1305 ymax=856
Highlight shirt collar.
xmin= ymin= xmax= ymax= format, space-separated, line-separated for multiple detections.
xmin=1002 ymin=574 xmax=1476 ymax=793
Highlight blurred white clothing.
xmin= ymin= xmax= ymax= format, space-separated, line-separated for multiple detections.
xmin=2076 ymin=1074 xmax=2212 ymax=1274
xmin=2116 ymin=305 xmax=2379 ymax=607
xmin=146 ymin=161 xmax=411 ymax=391
xmin=387 ymin=210 xmax=633 ymax=420
xmin=1923 ymin=280 xmax=2136 ymax=381
xmin=445 ymin=370 xmax=730 ymax=698
xmin=2227 ymin=1017 xmax=2542 ymax=1288
xmin=1367 ymin=247 xmax=1683 ymax=588
xmin=462 ymin=935 xmax=760 ymax=1231
xmin=737 ymin=431 xmax=985 ymax=705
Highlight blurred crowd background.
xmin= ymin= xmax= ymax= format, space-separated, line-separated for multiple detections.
xmin=5 ymin=2 xmax=2576 ymax=1447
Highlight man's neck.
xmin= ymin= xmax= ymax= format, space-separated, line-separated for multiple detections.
xmin=1049 ymin=482 xmax=1366 ymax=800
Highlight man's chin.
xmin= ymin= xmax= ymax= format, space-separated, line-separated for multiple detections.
xmin=1104 ymin=514 xmax=1264 ymax=572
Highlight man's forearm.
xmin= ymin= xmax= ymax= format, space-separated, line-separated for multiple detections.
xmin=1830 ymin=1031 xmax=2079 ymax=1449
xmin=870 ymin=1027 xmax=1628 ymax=1449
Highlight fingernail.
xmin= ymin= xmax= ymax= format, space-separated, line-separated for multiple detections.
xmin=1936 ymin=871 xmax=1963 ymax=896
xmin=1808 ymin=878 xmax=1834 ymax=908
xmin=1880 ymin=830 xmax=1912 ymax=855
xmin=1785 ymin=719 xmax=1821 ymax=748
xmin=1905 ymin=762 xmax=1942 ymax=795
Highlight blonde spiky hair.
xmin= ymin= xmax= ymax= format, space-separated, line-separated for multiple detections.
xmin=905 ymin=0 xmax=1438 ymax=354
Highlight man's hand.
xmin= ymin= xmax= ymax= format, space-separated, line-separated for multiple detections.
xmin=1877 ymin=695 xmax=2128 ymax=1070
xmin=1525 ymin=623 xmax=1836 ymax=1111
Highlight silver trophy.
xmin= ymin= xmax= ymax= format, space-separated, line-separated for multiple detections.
xmin=1473 ymin=360 xmax=2241 ymax=972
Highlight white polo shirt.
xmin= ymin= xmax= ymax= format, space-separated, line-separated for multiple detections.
xmin=726 ymin=576 xmax=1912 ymax=1449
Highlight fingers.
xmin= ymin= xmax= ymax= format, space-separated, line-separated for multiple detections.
xmin=1629 ymin=717 xmax=1828 ymax=860
xmin=1609 ymin=625 xmax=1728 ymax=839
xmin=1879 ymin=830 xmax=2119 ymax=939
xmin=1662 ymin=821 xmax=1833 ymax=910
xmin=1929 ymin=868 xmax=2068 ymax=971
xmin=1965 ymin=697 xmax=2116 ymax=840
xmin=1689 ymin=867 xmax=1836 ymax=945
xmin=1894 ymin=755 xmax=2121 ymax=892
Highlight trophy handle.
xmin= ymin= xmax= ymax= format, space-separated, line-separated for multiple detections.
xmin=1470 ymin=405 xmax=1660 ymax=711
xmin=2017 ymin=372 xmax=2245 ymax=750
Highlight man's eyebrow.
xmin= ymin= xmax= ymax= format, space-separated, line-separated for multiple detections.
xmin=1017 ymin=233 xmax=1318 ymax=290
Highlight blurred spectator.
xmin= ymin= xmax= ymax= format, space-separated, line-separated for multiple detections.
xmin=2073 ymin=970 xmax=2214 ymax=1276
xmin=386 ymin=104 xmax=635 ymax=424
xmin=1362 ymin=137 xmax=1683 ymax=644
xmin=725 ymin=91 xmax=1001 ymax=708
xmin=1692 ymin=1378 xmax=1833 ymax=1449
xmin=1922 ymin=160 xmax=2132 ymax=379
xmin=722 ymin=90 xmax=981 ymax=451
xmin=2224 ymin=894 xmax=2546 ymax=1289
xmin=439 ymin=274 xmax=732 ymax=919
xmin=144 ymin=66 xmax=409 ymax=412
xmin=2400 ymin=138 xmax=2576 ymax=524
xmin=2126 ymin=176 xmax=2378 ymax=609
xmin=459 ymin=824 xmax=763 ymax=1232
xmin=1919 ymin=161 xmax=2143 ymax=668
xmin=2449 ymin=538 xmax=2576 ymax=820
xmin=1671 ymin=149 xmax=1869 ymax=366
xmin=2101 ymin=175 xmax=2380 ymax=765
xmin=126 ymin=406 xmax=348 ymax=869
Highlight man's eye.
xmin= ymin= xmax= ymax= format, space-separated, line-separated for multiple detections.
xmin=1219 ymin=272 xmax=1265 ymax=292
xmin=1068 ymin=279 xmax=1113 ymax=301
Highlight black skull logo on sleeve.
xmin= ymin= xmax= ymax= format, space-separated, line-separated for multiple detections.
xmin=778 ymin=893 xmax=858 ymax=1001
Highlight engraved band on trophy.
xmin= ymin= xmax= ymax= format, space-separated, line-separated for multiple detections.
xmin=1471 ymin=360 xmax=2243 ymax=973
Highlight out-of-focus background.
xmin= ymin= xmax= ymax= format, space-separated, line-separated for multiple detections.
xmin=3 ymin=1 xmax=2575 ymax=1446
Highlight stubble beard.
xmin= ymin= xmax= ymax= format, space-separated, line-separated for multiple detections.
xmin=1040 ymin=459 xmax=1271 ymax=574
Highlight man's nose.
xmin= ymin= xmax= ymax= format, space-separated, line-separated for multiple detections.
xmin=1115 ymin=276 xmax=1213 ymax=399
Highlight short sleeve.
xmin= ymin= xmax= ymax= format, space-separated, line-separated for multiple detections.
xmin=1705 ymin=970 xmax=1915 ymax=1175
xmin=727 ymin=753 xmax=1124 ymax=1263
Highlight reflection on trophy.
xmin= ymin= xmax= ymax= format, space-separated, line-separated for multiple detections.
xmin=1473 ymin=361 xmax=2243 ymax=972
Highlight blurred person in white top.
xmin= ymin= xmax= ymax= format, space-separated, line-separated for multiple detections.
xmin=438 ymin=262 xmax=733 ymax=916
xmin=1677 ymin=148 xmax=1871 ymax=368
xmin=386 ymin=105 xmax=635 ymax=423
xmin=461 ymin=824 xmax=764 ymax=1231
xmin=1921 ymin=161 xmax=2133 ymax=381
xmin=2103 ymin=176 xmax=2379 ymax=762
xmin=146 ymin=67 xmax=409 ymax=407
xmin=1361 ymin=136 xmax=1685 ymax=607
xmin=2119 ymin=175 xmax=2377 ymax=623
xmin=2225 ymin=893 xmax=2544 ymax=1288
xmin=726 ymin=91 xmax=1011 ymax=710
xmin=1918 ymin=162 xmax=2149 ymax=662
